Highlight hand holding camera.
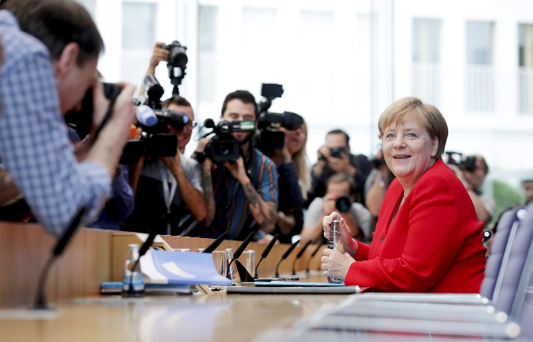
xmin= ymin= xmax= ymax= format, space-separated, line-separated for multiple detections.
xmin=326 ymin=147 xmax=355 ymax=176
xmin=148 ymin=42 xmax=170 ymax=72
xmin=223 ymin=157 xmax=249 ymax=185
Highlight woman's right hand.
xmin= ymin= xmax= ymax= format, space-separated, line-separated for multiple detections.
xmin=323 ymin=212 xmax=358 ymax=257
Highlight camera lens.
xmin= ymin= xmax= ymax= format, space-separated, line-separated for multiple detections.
xmin=335 ymin=196 xmax=351 ymax=213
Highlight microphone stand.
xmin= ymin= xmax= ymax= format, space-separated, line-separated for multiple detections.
xmin=226 ymin=231 xmax=255 ymax=280
xmin=275 ymin=239 xmax=300 ymax=278
xmin=35 ymin=207 xmax=86 ymax=310
xmin=307 ymin=241 xmax=323 ymax=274
xmin=292 ymin=240 xmax=312 ymax=275
xmin=202 ymin=231 xmax=228 ymax=254
xmin=254 ymin=234 xmax=279 ymax=279
xmin=123 ymin=215 xmax=167 ymax=298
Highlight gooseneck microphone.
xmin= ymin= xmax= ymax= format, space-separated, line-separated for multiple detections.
xmin=226 ymin=231 xmax=255 ymax=278
xmin=35 ymin=207 xmax=86 ymax=309
xmin=202 ymin=231 xmax=228 ymax=254
xmin=308 ymin=240 xmax=324 ymax=273
xmin=275 ymin=239 xmax=300 ymax=278
xmin=254 ymin=234 xmax=279 ymax=279
xmin=292 ymin=240 xmax=312 ymax=275
xmin=123 ymin=215 xmax=167 ymax=297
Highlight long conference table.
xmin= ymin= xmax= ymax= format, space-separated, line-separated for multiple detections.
xmin=0 ymin=222 xmax=351 ymax=342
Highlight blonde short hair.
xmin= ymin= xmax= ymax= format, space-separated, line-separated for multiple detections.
xmin=378 ymin=97 xmax=448 ymax=160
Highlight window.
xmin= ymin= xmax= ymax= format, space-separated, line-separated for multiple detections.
xmin=518 ymin=24 xmax=533 ymax=115
xmin=465 ymin=21 xmax=494 ymax=113
xmin=299 ymin=11 xmax=335 ymax=113
xmin=197 ymin=6 xmax=218 ymax=104
xmin=412 ymin=18 xmax=441 ymax=106
xmin=122 ymin=2 xmax=156 ymax=50
xmin=241 ymin=7 xmax=278 ymax=93
xmin=121 ymin=2 xmax=156 ymax=87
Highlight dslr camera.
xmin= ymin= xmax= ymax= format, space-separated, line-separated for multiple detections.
xmin=254 ymin=83 xmax=304 ymax=157
xmin=165 ymin=40 xmax=188 ymax=96
xmin=330 ymin=147 xmax=347 ymax=159
xmin=445 ymin=151 xmax=476 ymax=172
xmin=143 ymin=40 xmax=188 ymax=107
xmin=65 ymin=83 xmax=188 ymax=165
xmin=202 ymin=119 xmax=255 ymax=162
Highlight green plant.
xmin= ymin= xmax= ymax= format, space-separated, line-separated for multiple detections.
xmin=490 ymin=180 xmax=525 ymax=224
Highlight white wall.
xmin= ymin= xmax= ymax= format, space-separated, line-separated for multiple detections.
xmin=85 ymin=0 xmax=533 ymax=184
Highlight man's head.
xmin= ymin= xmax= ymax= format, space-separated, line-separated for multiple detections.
xmin=162 ymin=95 xmax=195 ymax=151
xmin=1 ymin=0 xmax=104 ymax=114
xmin=523 ymin=180 xmax=533 ymax=205
xmin=326 ymin=129 xmax=351 ymax=156
xmin=464 ymin=155 xmax=489 ymax=190
xmin=220 ymin=90 xmax=257 ymax=144
xmin=325 ymin=173 xmax=356 ymax=199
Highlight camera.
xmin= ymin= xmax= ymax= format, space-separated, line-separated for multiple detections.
xmin=203 ymin=119 xmax=255 ymax=162
xmin=330 ymin=147 xmax=347 ymax=159
xmin=335 ymin=196 xmax=352 ymax=213
xmin=65 ymin=83 xmax=187 ymax=165
xmin=120 ymin=106 xmax=189 ymax=164
xmin=445 ymin=151 xmax=476 ymax=172
xmin=142 ymin=40 xmax=188 ymax=107
xmin=254 ymin=83 xmax=304 ymax=157
xmin=165 ymin=40 xmax=188 ymax=96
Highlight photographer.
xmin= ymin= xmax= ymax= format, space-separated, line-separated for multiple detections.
xmin=0 ymin=1 xmax=136 ymax=237
xmin=124 ymin=95 xmax=206 ymax=235
xmin=308 ymin=129 xmax=372 ymax=206
xmin=448 ymin=155 xmax=495 ymax=224
xmin=194 ymin=90 xmax=279 ymax=240
xmin=301 ymin=173 xmax=371 ymax=244
xmin=267 ymin=120 xmax=309 ymax=244
xmin=364 ymin=149 xmax=395 ymax=219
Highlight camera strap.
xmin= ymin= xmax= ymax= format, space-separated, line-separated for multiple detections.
xmin=160 ymin=165 xmax=177 ymax=236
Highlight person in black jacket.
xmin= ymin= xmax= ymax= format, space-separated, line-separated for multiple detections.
xmin=266 ymin=121 xmax=309 ymax=244
xmin=307 ymin=129 xmax=372 ymax=207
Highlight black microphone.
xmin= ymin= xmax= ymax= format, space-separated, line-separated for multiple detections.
xmin=307 ymin=240 xmax=323 ymax=274
xmin=292 ymin=240 xmax=312 ymax=275
xmin=275 ymin=239 xmax=300 ymax=278
xmin=35 ymin=207 xmax=86 ymax=310
xmin=254 ymin=234 xmax=279 ymax=279
xmin=227 ymin=231 xmax=255 ymax=278
xmin=202 ymin=231 xmax=228 ymax=254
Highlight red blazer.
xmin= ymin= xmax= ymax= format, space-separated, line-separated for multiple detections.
xmin=345 ymin=159 xmax=486 ymax=293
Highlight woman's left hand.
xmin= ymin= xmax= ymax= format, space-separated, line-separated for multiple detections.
xmin=321 ymin=248 xmax=355 ymax=281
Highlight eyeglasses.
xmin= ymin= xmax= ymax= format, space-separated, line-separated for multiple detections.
xmin=185 ymin=121 xmax=198 ymax=128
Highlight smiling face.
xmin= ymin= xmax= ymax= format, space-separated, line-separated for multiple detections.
xmin=382 ymin=116 xmax=439 ymax=191
xmin=166 ymin=103 xmax=195 ymax=151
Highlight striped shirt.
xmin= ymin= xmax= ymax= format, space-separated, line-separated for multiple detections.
xmin=202 ymin=148 xmax=278 ymax=240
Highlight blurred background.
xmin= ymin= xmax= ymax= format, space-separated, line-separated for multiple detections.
xmin=78 ymin=0 xmax=533 ymax=221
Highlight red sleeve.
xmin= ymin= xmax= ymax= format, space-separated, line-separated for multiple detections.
xmin=344 ymin=174 xmax=468 ymax=291
xmin=354 ymin=240 xmax=369 ymax=261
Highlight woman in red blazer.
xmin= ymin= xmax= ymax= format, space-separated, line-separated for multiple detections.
xmin=321 ymin=97 xmax=486 ymax=293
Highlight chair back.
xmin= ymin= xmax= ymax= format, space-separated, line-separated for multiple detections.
xmin=494 ymin=204 xmax=533 ymax=314
xmin=480 ymin=206 xmax=526 ymax=301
